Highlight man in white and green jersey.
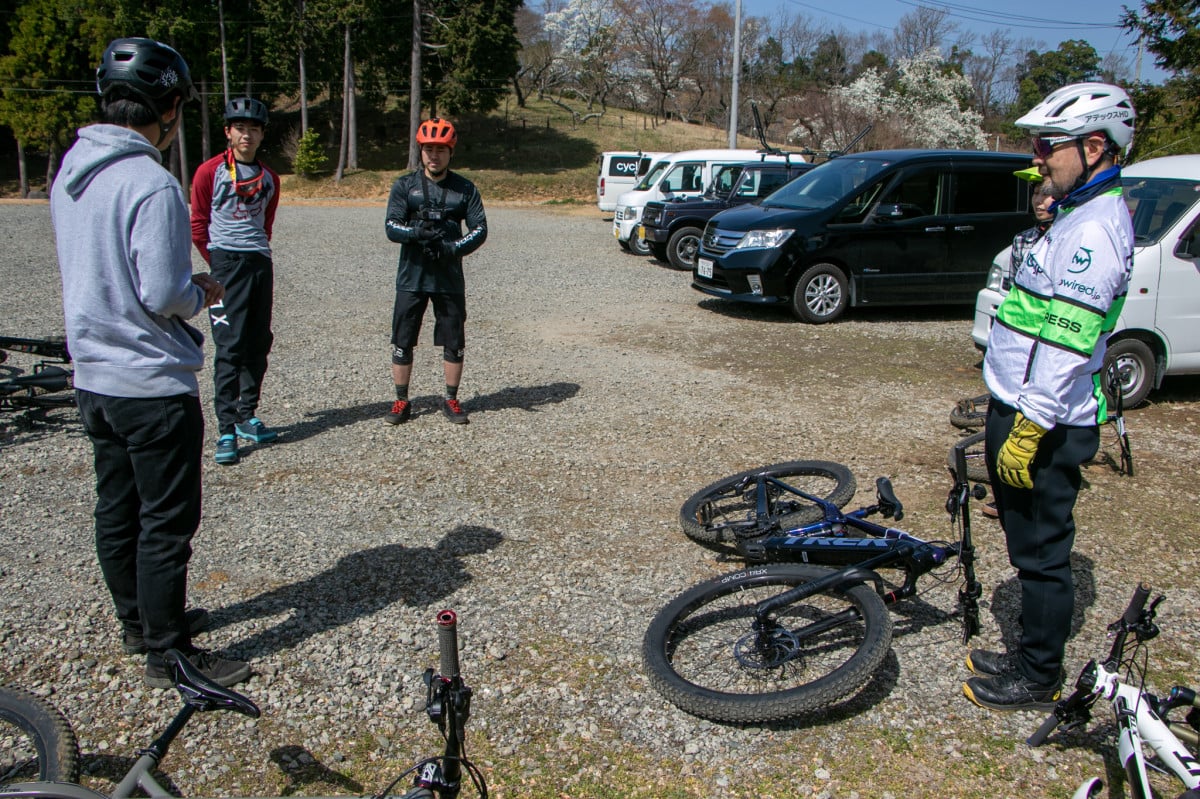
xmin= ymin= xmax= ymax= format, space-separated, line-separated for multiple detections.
xmin=964 ymin=83 xmax=1136 ymax=712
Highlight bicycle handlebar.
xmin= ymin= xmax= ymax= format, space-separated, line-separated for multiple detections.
xmin=1104 ymin=581 xmax=1151 ymax=669
xmin=436 ymin=609 xmax=460 ymax=681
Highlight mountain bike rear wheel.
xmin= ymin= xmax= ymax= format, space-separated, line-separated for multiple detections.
xmin=0 ymin=686 xmax=80 ymax=786
xmin=679 ymin=461 xmax=855 ymax=550
xmin=643 ymin=564 xmax=891 ymax=723
xmin=950 ymin=394 xmax=989 ymax=430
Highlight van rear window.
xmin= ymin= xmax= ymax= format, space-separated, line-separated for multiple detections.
xmin=1125 ymin=177 xmax=1200 ymax=245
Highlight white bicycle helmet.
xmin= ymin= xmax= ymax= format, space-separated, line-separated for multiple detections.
xmin=1015 ymin=82 xmax=1136 ymax=154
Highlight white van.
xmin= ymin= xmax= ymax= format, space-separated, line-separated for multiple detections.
xmin=971 ymin=154 xmax=1200 ymax=406
xmin=613 ymin=149 xmax=796 ymax=255
xmin=597 ymin=151 xmax=668 ymax=213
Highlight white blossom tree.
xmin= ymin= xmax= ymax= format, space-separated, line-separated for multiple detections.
xmin=832 ymin=47 xmax=987 ymax=149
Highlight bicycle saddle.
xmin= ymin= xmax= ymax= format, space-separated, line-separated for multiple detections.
xmin=874 ymin=477 xmax=903 ymax=521
xmin=164 ymin=649 xmax=260 ymax=718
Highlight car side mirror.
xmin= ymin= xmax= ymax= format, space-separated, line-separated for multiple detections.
xmin=874 ymin=203 xmax=923 ymax=221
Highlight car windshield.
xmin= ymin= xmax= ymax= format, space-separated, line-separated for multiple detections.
xmin=760 ymin=157 xmax=893 ymax=210
xmin=1123 ymin=176 xmax=1200 ymax=245
xmin=634 ymin=161 xmax=669 ymax=191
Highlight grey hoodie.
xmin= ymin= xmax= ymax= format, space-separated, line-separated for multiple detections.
xmin=51 ymin=124 xmax=208 ymax=398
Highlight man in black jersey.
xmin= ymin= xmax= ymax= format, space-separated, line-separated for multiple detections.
xmin=383 ymin=118 xmax=488 ymax=425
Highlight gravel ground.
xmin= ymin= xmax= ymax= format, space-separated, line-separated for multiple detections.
xmin=2 ymin=199 xmax=1200 ymax=799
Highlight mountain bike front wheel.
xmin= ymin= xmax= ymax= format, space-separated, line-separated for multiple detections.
xmin=679 ymin=461 xmax=856 ymax=551
xmin=0 ymin=686 xmax=80 ymax=786
xmin=643 ymin=564 xmax=891 ymax=723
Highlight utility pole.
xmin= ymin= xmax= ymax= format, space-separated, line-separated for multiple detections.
xmin=727 ymin=0 xmax=742 ymax=148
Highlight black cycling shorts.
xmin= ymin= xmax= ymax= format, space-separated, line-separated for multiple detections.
xmin=390 ymin=290 xmax=467 ymax=354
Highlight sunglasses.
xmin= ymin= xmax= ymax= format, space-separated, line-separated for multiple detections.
xmin=1032 ymin=134 xmax=1082 ymax=159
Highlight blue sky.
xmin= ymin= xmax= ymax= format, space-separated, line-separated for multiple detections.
xmin=739 ymin=0 xmax=1166 ymax=82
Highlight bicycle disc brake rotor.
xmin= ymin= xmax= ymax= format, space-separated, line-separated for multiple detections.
xmin=733 ymin=623 xmax=802 ymax=669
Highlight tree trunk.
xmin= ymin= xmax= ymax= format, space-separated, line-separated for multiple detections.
xmin=335 ymin=25 xmax=351 ymax=183
xmin=299 ymin=0 xmax=308 ymax=133
xmin=218 ymin=0 xmax=231 ymax=107
xmin=45 ymin=143 xmax=59 ymax=193
xmin=512 ymin=74 xmax=525 ymax=108
xmin=17 ymin=140 xmax=28 ymax=198
xmin=407 ymin=0 xmax=423 ymax=171
xmin=177 ymin=108 xmax=190 ymax=198
xmin=200 ymin=77 xmax=212 ymax=160
xmin=347 ymin=40 xmax=357 ymax=170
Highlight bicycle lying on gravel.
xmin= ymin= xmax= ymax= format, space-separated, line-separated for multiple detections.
xmin=0 ymin=335 xmax=74 ymax=417
xmin=643 ymin=441 xmax=985 ymax=723
xmin=0 ymin=610 xmax=485 ymax=799
xmin=1028 ymin=584 xmax=1200 ymax=799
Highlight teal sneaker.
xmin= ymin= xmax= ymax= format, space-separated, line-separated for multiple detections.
xmin=215 ymin=434 xmax=239 ymax=465
xmin=235 ymin=417 xmax=277 ymax=443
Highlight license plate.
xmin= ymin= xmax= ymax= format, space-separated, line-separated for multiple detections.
xmin=697 ymin=257 xmax=713 ymax=278
xmin=613 ymin=225 xmax=619 ymax=238
xmin=637 ymin=225 xmax=645 ymax=240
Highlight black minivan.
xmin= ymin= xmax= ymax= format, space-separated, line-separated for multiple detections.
xmin=692 ymin=149 xmax=1032 ymax=323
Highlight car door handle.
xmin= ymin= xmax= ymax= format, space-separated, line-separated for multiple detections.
xmin=954 ymin=225 xmax=975 ymax=232
xmin=925 ymin=226 xmax=946 ymax=233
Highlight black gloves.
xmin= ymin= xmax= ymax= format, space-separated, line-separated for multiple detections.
xmin=416 ymin=220 xmax=443 ymax=242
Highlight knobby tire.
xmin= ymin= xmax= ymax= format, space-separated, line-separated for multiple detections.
xmin=642 ymin=564 xmax=892 ymax=723
xmin=0 ymin=686 xmax=80 ymax=786
xmin=679 ymin=461 xmax=855 ymax=550
xmin=949 ymin=394 xmax=989 ymax=431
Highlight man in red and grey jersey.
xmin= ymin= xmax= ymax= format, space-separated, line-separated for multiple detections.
xmin=190 ymin=97 xmax=281 ymax=465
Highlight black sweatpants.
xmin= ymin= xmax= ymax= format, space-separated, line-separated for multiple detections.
xmin=985 ymin=398 xmax=1099 ymax=685
xmin=208 ymin=249 xmax=274 ymax=435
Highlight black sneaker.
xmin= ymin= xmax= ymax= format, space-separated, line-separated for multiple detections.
xmin=966 ymin=648 xmax=1017 ymax=677
xmin=384 ymin=399 xmax=411 ymax=425
xmin=442 ymin=398 xmax=469 ymax=424
xmin=963 ymin=671 xmax=1062 ymax=711
xmin=145 ymin=648 xmax=250 ymax=689
xmin=123 ymin=608 xmax=213 ymax=655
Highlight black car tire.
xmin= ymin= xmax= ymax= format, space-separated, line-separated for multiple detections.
xmin=617 ymin=238 xmax=631 ymax=252
xmin=629 ymin=233 xmax=652 ymax=256
xmin=1103 ymin=338 xmax=1155 ymax=408
xmin=667 ymin=226 xmax=704 ymax=271
xmin=791 ymin=263 xmax=848 ymax=323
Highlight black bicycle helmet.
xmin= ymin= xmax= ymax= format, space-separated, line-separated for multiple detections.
xmin=96 ymin=37 xmax=199 ymax=114
xmin=225 ymin=97 xmax=269 ymax=126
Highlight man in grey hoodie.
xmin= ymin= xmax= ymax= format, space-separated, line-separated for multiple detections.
xmin=50 ymin=38 xmax=249 ymax=688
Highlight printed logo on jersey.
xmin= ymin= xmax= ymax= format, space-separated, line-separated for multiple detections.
xmin=1068 ymin=246 xmax=1094 ymax=273
xmin=1023 ymin=251 xmax=1045 ymax=278
xmin=1059 ymin=278 xmax=1098 ymax=298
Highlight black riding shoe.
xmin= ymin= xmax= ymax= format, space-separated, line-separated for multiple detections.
xmin=963 ymin=670 xmax=1062 ymax=711
xmin=966 ymin=648 xmax=1018 ymax=677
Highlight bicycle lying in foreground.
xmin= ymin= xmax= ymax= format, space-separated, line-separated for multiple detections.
xmin=642 ymin=441 xmax=985 ymax=724
xmin=0 ymin=610 xmax=485 ymax=799
xmin=0 ymin=335 xmax=74 ymax=417
xmin=1028 ymin=584 xmax=1200 ymax=799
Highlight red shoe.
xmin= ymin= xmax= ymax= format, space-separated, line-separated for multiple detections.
xmin=442 ymin=398 xmax=468 ymax=424
xmin=385 ymin=399 xmax=411 ymax=425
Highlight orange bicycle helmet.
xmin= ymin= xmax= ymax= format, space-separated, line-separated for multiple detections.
xmin=416 ymin=118 xmax=457 ymax=148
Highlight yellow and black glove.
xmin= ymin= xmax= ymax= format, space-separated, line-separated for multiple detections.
xmin=996 ymin=412 xmax=1048 ymax=490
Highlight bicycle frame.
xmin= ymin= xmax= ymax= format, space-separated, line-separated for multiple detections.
xmin=1030 ymin=585 xmax=1200 ymax=798
xmin=738 ymin=439 xmax=984 ymax=644
xmin=0 ymin=611 xmax=484 ymax=799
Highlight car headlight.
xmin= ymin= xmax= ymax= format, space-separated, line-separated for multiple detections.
xmin=985 ymin=262 xmax=1007 ymax=293
xmin=735 ymin=229 xmax=794 ymax=250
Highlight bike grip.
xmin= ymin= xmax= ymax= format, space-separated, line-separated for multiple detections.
xmin=1121 ymin=582 xmax=1151 ymax=625
xmin=1027 ymin=712 xmax=1060 ymax=747
xmin=436 ymin=609 xmax=461 ymax=679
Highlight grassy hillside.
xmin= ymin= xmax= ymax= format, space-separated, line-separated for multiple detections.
xmin=280 ymin=96 xmax=772 ymax=203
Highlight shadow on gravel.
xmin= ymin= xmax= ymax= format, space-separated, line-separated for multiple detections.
xmin=271 ymin=744 xmax=364 ymax=796
xmin=693 ymin=298 xmax=976 ymax=325
xmin=986 ymin=552 xmax=1097 ymax=655
xmin=743 ymin=649 xmax=903 ymax=731
xmin=208 ymin=525 xmax=503 ymax=659
xmin=262 ymin=382 xmax=581 ymax=445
